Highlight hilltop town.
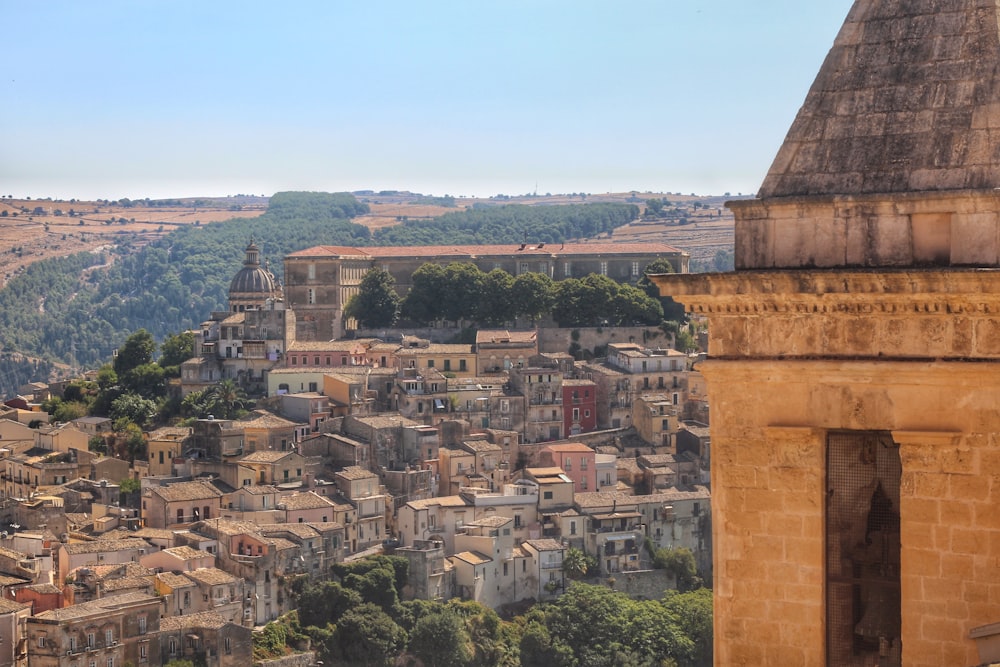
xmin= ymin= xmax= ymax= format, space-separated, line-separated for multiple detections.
xmin=0 ymin=237 xmax=712 ymax=666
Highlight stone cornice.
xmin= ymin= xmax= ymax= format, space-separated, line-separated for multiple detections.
xmin=652 ymin=269 xmax=1000 ymax=316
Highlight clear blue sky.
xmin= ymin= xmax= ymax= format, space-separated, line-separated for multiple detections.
xmin=2 ymin=1 xmax=855 ymax=201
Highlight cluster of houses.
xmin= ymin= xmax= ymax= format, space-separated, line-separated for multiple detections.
xmin=0 ymin=242 xmax=711 ymax=667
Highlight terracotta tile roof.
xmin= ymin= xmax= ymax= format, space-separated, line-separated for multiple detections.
xmin=336 ymin=466 xmax=377 ymax=481
xmin=0 ymin=598 xmax=29 ymax=614
xmin=184 ymin=567 xmax=238 ymax=586
xmin=156 ymin=572 xmax=196 ymax=589
xmin=159 ymin=610 xmax=231 ymax=630
xmin=239 ymin=450 xmax=294 ymax=464
xmin=62 ymin=538 xmax=150 ymax=555
xmin=239 ymin=411 xmax=302 ymax=429
xmin=34 ymin=592 xmax=158 ymax=621
xmin=451 ymin=550 xmax=492 ymax=566
xmin=524 ymin=538 xmax=564 ymax=552
xmin=163 ymin=545 xmax=209 ymax=561
xmin=150 ymin=479 xmax=224 ymax=502
xmin=543 ymin=442 xmax=595 ymax=453
xmin=279 ymin=492 xmax=335 ymax=511
xmin=406 ymin=495 xmax=471 ymax=510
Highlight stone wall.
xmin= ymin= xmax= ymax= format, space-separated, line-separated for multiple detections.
xmin=255 ymin=651 xmax=316 ymax=667
xmin=704 ymin=358 xmax=1000 ymax=667
xmin=601 ymin=568 xmax=675 ymax=600
xmin=536 ymin=326 xmax=671 ymax=357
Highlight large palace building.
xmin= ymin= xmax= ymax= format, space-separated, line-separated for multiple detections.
xmin=284 ymin=242 xmax=688 ymax=340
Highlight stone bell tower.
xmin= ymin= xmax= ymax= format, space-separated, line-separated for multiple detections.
xmin=654 ymin=1 xmax=1000 ymax=665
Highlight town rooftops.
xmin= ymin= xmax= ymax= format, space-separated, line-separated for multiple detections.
xmin=461 ymin=440 xmax=502 ymax=453
xmin=407 ymin=495 xmax=471 ymax=510
xmin=162 ymin=545 xmax=208 ymax=561
xmin=239 ymin=410 xmax=302 ymax=429
xmin=279 ymin=491 xmax=336 ymax=511
xmin=33 ymin=591 xmax=158 ymax=621
xmin=475 ymin=329 xmax=537 ymax=345
xmin=61 ymin=538 xmax=150 ymax=555
xmin=239 ymin=450 xmax=295 ymax=464
xmin=451 ymin=550 xmax=492 ymax=566
xmin=159 ymin=610 xmax=231 ymax=631
xmin=184 ymin=567 xmax=239 ymax=586
xmin=156 ymin=571 xmax=196 ymax=589
xmin=543 ymin=442 xmax=595 ymax=453
xmin=467 ymin=515 xmax=512 ymax=528
xmin=336 ymin=466 xmax=377 ymax=481
xmin=149 ymin=479 xmax=226 ymax=501
xmin=0 ymin=597 xmax=30 ymax=615
xmin=524 ymin=538 xmax=565 ymax=552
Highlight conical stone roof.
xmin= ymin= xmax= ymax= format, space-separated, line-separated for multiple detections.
xmin=760 ymin=0 xmax=1000 ymax=198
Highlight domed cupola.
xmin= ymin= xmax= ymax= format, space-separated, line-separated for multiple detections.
xmin=228 ymin=238 xmax=281 ymax=311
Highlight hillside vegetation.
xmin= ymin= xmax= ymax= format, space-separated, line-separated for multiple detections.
xmin=0 ymin=192 xmax=642 ymax=397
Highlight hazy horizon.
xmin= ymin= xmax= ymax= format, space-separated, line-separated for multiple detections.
xmin=4 ymin=1 xmax=854 ymax=202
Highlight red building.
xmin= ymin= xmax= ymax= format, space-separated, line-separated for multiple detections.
xmin=562 ymin=379 xmax=597 ymax=436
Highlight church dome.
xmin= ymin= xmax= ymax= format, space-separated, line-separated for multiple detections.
xmin=228 ymin=240 xmax=280 ymax=310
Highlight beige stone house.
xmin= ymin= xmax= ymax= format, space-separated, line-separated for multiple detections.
xmin=56 ymin=539 xmax=151 ymax=587
xmin=475 ymin=329 xmax=537 ymax=374
xmin=0 ymin=597 xmax=30 ymax=667
xmin=237 ymin=450 xmax=305 ymax=487
xmin=141 ymin=479 xmax=225 ymax=529
xmin=157 ymin=611 xmax=251 ymax=667
xmin=26 ymin=591 xmax=161 ymax=667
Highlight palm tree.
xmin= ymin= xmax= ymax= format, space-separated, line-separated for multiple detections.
xmin=207 ymin=379 xmax=249 ymax=419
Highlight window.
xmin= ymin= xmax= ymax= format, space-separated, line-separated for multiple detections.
xmin=70 ymin=637 xmax=77 ymax=652
xmin=826 ymin=432 xmax=901 ymax=665
xmin=37 ymin=635 xmax=45 ymax=649
xmin=291 ymin=356 xmax=298 ymax=365
xmin=169 ymin=639 xmax=177 ymax=656
xmin=107 ymin=657 xmax=114 ymax=667
xmin=225 ymin=637 xmax=232 ymax=655
xmin=632 ymin=261 xmax=641 ymax=277
xmin=580 ymin=457 xmax=588 ymax=469
xmin=427 ymin=359 xmax=434 ymax=368
xmin=177 ymin=509 xmax=184 ymax=523
xmin=503 ymin=562 xmax=508 ymax=576
xmin=139 ymin=644 xmax=147 ymax=661
xmin=570 ymin=521 xmax=577 ymax=535
xmin=105 ymin=629 xmax=113 ymax=646
xmin=183 ymin=591 xmax=190 ymax=607
xmin=600 ymin=261 xmax=608 ymax=275
xmin=444 ymin=359 xmax=452 ymax=372
xmin=514 ymin=515 xmax=522 ymax=528
xmin=564 ymin=261 xmax=572 ymax=276
xmin=307 ymin=288 xmax=315 ymax=305
xmin=307 ymin=263 xmax=316 ymax=280
xmin=459 ymin=359 xmax=467 ymax=371
xmin=543 ymin=491 xmax=553 ymax=500
xmin=88 ymin=633 xmax=95 ymax=648
xmin=573 ymin=408 xmax=580 ymax=421
xmin=138 ymin=616 xmax=146 ymax=634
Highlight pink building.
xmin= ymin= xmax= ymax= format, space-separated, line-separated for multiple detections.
xmin=540 ymin=443 xmax=597 ymax=494
xmin=562 ymin=379 xmax=597 ymax=436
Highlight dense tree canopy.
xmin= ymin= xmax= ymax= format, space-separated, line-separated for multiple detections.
xmin=343 ymin=267 xmax=401 ymax=329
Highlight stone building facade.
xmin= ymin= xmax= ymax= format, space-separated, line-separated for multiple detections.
xmin=654 ymin=2 xmax=1000 ymax=665
xmin=284 ymin=242 xmax=689 ymax=340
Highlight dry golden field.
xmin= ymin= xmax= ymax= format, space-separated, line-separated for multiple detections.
xmin=0 ymin=191 xmax=736 ymax=286
xmin=0 ymin=197 xmax=267 ymax=287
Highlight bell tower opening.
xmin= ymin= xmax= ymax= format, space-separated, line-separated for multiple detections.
xmin=826 ymin=431 xmax=901 ymax=667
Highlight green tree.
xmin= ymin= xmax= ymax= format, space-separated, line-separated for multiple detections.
xmin=663 ymin=588 xmax=713 ymax=667
xmin=407 ymin=608 xmax=474 ymax=667
xmin=441 ymin=262 xmax=485 ymax=324
xmin=652 ymin=547 xmax=701 ymax=592
xmin=562 ymin=547 xmax=595 ymax=580
xmin=121 ymin=362 xmax=166 ymax=399
xmin=113 ymin=329 xmax=156 ymax=377
xmin=110 ymin=393 xmax=156 ymax=430
xmin=297 ymin=580 xmax=362 ymax=628
xmin=511 ymin=272 xmax=555 ymax=324
xmin=401 ymin=263 xmax=447 ymax=324
xmin=613 ymin=283 xmax=664 ymax=325
xmin=475 ymin=269 xmax=517 ymax=326
xmin=159 ymin=331 xmax=195 ymax=372
xmin=205 ymin=379 xmax=249 ymax=420
xmin=334 ymin=603 xmax=407 ymax=667
xmin=519 ymin=620 xmax=575 ymax=667
xmin=343 ymin=267 xmax=401 ymax=329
